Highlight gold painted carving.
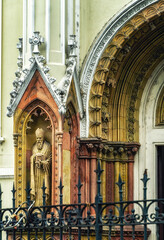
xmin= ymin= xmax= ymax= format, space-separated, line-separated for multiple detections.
xmin=14 ymin=101 xmax=58 ymax=206
xmin=13 ymin=133 xmax=21 ymax=147
xmin=89 ymin=1 xmax=164 ymax=141
xmin=30 ymin=128 xmax=52 ymax=205
xmin=156 ymin=86 xmax=164 ymax=125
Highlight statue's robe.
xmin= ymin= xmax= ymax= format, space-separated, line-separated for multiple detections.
xmin=30 ymin=141 xmax=51 ymax=205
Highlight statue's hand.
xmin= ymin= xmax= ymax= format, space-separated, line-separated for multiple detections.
xmin=35 ymin=153 xmax=44 ymax=157
xmin=35 ymin=159 xmax=41 ymax=168
xmin=31 ymin=154 xmax=36 ymax=160
xmin=42 ymin=160 xmax=50 ymax=172
xmin=35 ymin=154 xmax=44 ymax=168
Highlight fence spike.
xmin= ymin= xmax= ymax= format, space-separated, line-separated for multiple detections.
xmin=141 ymin=169 xmax=150 ymax=185
xmin=116 ymin=174 xmax=125 ymax=202
xmin=94 ymin=159 xmax=104 ymax=178
xmin=76 ymin=176 xmax=83 ymax=204
xmin=141 ymin=169 xmax=150 ymax=200
xmin=25 ymin=181 xmax=31 ymax=205
xmin=41 ymin=179 xmax=47 ymax=206
xmin=94 ymin=159 xmax=104 ymax=201
xmin=58 ymin=178 xmax=64 ymax=205
xmin=95 ymin=159 xmax=103 ymax=240
xmin=11 ymin=182 xmax=16 ymax=209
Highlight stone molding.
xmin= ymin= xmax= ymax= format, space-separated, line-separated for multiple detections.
xmin=80 ymin=0 xmax=159 ymax=137
xmin=7 ymin=56 xmax=58 ymax=117
xmin=7 ymin=33 xmax=83 ymax=118
xmin=79 ymin=138 xmax=140 ymax=161
xmin=156 ymin=84 xmax=164 ymax=126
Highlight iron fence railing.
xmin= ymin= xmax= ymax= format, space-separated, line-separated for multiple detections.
xmin=0 ymin=160 xmax=164 ymax=240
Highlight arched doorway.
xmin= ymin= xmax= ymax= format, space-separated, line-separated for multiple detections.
xmin=137 ymin=61 xmax=164 ymax=239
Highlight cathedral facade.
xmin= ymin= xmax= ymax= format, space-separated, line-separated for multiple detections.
xmin=0 ymin=0 xmax=164 ymax=239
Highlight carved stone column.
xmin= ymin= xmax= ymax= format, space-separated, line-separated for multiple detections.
xmin=78 ymin=138 xmax=140 ymax=207
xmin=101 ymin=142 xmax=140 ymax=203
xmin=56 ymin=131 xmax=63 ymax=202
xmin=79 ymin=138 xmax=101 ymax=204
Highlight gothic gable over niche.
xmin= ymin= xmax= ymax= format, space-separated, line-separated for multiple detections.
xmin=7 ymin=32 xmax=83 ymax=118
xmin=17 ymin=70 xmax=58 ymax=112
xmin=12 ymin=62 xmax=63 ymax=205
xmin=7 ymin=55 xmax=62 ymax=117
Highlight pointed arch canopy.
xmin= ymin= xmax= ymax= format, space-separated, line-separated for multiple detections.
xmin=80 ymin=0 xmax=164 ymax=140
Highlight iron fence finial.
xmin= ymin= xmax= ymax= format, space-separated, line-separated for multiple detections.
xmin=141 ymin=169 xmax=150 ymax=201
xmin=42 ymin=179 xmax=47 ymax=206
xmin=116 ymin=174 xmax=125 ymax=202
xmin=58 ymin=178 xmax=64 ymax=205
xmin=76 ymin=176 xmax=83 ymax=204
xmin=25 ymin=181 xmax=31 ymax=205
xmin=11 ymin=183 xmax=16 ymax=209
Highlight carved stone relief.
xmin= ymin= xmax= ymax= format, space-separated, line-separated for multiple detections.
xmin=156 ymin=85 xmax=164 ymax=125
xmin=30 ymin=128 xmax=52 ymax=205
xmin=14 ymin=101 xmax=58 ymax=205
xmin=87 ymin=4 xmax=164 ymax=141
xmin=80 ymin=0 xmax=164 ymax=138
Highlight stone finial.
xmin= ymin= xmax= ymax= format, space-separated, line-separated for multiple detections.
xmin=68 ymin=35 xmax=77 ymax=57
xmin=17 ymin=38 xmax=23 ymax=58
xmin=29 ymin=31 xmax=44 ymax=55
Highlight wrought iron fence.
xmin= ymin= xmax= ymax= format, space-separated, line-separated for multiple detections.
xmin=0 ymin=160 xmax=164 ymax=240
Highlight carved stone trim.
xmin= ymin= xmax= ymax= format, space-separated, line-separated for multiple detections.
xmin=79 ymin=138 xmax=140 ymax=161
xmin=88 ymin=3 xmax=164 ymax=141
xmin=156 ymin=84 xmax=164 ymax=126
xmin=80 ymin=0 xmax=160 ymax=137
xmin=13 ymin=133 xmax=21 ymax=147
xmin=7 ymin=34 xmax=83 ymax=118
xmin=7 ymin=58 xmax=58 ymax=117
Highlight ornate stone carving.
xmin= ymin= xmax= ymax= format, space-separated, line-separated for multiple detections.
xmin=7 ymin=32 xmax=84 ymax=119
xmin=79 ymin=138 xmax=140 ymax=203
xmin=156 ymin=85 xmax=164 ymax=126
xmin=128 ymin=45 xmax=164 ymax=141
xmin=7 ymin=50 xmax=59 ymax=117
xmin=87 ymin=5 xmax=164 ymax=140
xmin=13 ymin=133 xmax=21 ymax=147
xmin=14 ymin=100 xmax=58 ymax=205
xmin=101 ymin=83 xmax=111 ymax=139
xmin=56 ymin=35 xmax=78 ymax=115
xmin=80 ymin=0 xmax=162 ymax=137
xmin=30 ymin=128 xmax=52 ymax=205
xmin=29 ymin=31 xmax=44 ymax=55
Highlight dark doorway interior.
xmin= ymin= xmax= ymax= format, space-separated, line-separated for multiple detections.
xmin=157 ymin=145 xmax=164 ymax=239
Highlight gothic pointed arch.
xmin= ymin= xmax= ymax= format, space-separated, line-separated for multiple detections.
xmin=87 ymin=1 xmax=164 ymax=141
xmin=13 ymin=70 xmax=62 ymax=205
xmin=80 ymin=0 xmax=164 ymax=138
xmin=156 ymin=84 xmax=164 ymax=126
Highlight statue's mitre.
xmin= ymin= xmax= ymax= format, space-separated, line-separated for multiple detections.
xmin=35 ymin=128 xmax=45 ymax=137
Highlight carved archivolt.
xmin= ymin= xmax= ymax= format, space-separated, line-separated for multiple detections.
xmin=156 ymin=85 xmax=164 ymax=125
xmin=89 ymin=1 xmax=164 ymax=141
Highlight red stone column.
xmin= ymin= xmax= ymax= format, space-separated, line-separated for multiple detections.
xmin=126 ymin=144 xmax=140 ymax=212
xmin=78 ymin=140 xmax=100 ymax=205
xmin=79 ymin=143 xmax=89 ymax=204
xmin=106 ymin=161 xmax=115 ymax=203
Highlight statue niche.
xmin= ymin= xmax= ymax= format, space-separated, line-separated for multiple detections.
xmin=30 ymin=128 xmax=52 ymax=205
xmin=26 ymin=107 xmax=52 ymax=206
